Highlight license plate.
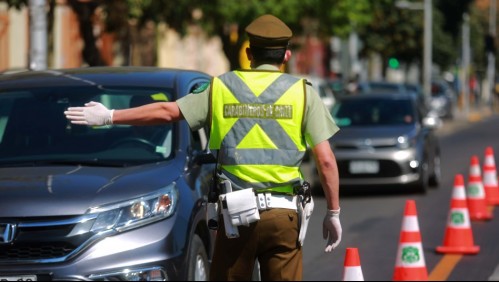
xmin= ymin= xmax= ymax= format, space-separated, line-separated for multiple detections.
xmin=0 ymin=275 xmax=37 ymax=281
xmin=349 ymin=161 xmax=379 ymax=174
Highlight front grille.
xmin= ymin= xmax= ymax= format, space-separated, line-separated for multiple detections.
xmin=337 ymin=160 xmax=402 ymax=178
xmin=0 ymin=243 xmax=74 ymax=260
xmin=0 ymin=215 xmax=96 ymax=264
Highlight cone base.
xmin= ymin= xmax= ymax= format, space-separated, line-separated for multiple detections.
xmin=393 ymin=267 xmax=428 ymax=281
xmin=436 ymin=245 xmax=480 ymax=255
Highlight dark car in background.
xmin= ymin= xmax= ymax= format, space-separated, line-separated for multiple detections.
xmin=0 ymin=67 xmax=216 ymax=281
xmin=323 ymin=93 xmax=442 ymax=193
xmin=358 ymin=81 xmax=408 ymax=94
xmin=430 ymin=79 xmax=457 ymax=119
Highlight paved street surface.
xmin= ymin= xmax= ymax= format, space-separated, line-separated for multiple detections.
xmin=300 ymin=104 xmax=499 ymax=281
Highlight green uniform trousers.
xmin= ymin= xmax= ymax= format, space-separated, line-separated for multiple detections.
xmin=209 ymin=208 xmax=303 ymax=281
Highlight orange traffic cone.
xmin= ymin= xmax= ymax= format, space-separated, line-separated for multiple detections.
xmin=467 ymin=155 xmax=493 ymax=221
xmin=483 ymin=147 xmax=499 ymax=206
xmin=393 ymin=200 xmax=428 ymax=281
xmin=342 ymin=248 xmax=364 ymax=281
xmin=436 ymin=174 xmax=480 ymax=254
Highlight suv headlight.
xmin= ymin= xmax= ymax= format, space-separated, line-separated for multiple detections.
xmin=397 ymin=136 xmax=416 ymax=149
xmin=88 ymin=183 xmax=178 ymax=233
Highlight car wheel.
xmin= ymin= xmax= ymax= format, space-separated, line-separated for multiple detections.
xmin=187 ymin=234 xmax=210 ymax=281
xmin=412 ymin=159 xmax=429 ymax=194
xmin=429 ymin=154 xmax=441 ymax=188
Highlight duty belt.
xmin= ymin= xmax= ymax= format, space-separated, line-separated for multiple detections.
xmin=256 ymin=185 xmax=295 ymax=195
xmin=256 ymin=193 xmax=297 ymax=211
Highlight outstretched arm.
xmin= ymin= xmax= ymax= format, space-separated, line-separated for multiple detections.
xmin=64 ymin=101 xmax=184 ymax=126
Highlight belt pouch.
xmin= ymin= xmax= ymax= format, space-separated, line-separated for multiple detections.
xmin=298 ymin=196 xmax=314 ymax=246
xmin=225 ymin=188 xmax=260 ymax=227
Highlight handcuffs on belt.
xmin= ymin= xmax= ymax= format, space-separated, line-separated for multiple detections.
xmin=294 ymin=181 xmax=314 ymax=246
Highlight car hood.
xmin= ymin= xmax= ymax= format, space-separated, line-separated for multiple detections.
xmin=332 ymin=125 xmax=418 ymax=146
xmin=0 ymin=163 xmax=182 ymax=217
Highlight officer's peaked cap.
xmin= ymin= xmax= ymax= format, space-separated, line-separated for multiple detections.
xmin=245 ymin=14 xmax=292 ymax=49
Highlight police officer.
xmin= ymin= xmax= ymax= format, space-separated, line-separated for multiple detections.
xmin=65 ymin=14 xmax=341 ymax=281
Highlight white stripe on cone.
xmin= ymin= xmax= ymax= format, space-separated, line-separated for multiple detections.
xmin=343 ymin=266 xmax=364 ymax=281
xmin=402 ymin=216 xmax=419 ymax=232
xmin=453 ymin=184 xmax=467 ymax=199
xmin=484 ymin=172 xmax=498 ymax=186
xmin=470 ymin=165 xmax=481 ymax=176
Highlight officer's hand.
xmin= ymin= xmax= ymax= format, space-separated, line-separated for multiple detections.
xmin=65 ymin=101 xmax=114 ymax=126
xmin=323 ymin=209 xmax=342 ymax=252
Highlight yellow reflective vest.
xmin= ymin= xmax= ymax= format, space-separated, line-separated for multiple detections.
xmin=208 ymin=70 xmax=307 ymax=193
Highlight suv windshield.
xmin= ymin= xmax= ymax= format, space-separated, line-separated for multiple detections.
xmin=0 ymin=87 xmax=174 ymax=167
xmin=332 ymin=97 xmax=415 ymax=127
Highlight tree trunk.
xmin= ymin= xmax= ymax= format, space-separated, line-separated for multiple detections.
xmin=68 ymin=0 xmax=104 ymax=66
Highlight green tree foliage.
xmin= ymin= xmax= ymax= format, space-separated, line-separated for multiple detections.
xmin=1 ymin=0 xmax=476 ymax=73
xmin=432 ymin=8 xmax=456 ymax=70
xmin=3 ymin=0 xmax=27 ymax=10
xmin=467 ymin=4 xmax=487 ymax=73
xmin=357 ymin=0 xmax=422 ymax=73
xmin=195 ymin=0 xmax=373 ymax=68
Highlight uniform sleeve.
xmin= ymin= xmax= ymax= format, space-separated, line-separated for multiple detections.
xmin=176 ymin=87 xmax=210 ymax=131
xmin=303 ymin=84 xmax=339 ymax=147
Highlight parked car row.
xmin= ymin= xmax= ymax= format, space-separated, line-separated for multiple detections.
xmin=0 ymin=67 xmax=217 ymax=281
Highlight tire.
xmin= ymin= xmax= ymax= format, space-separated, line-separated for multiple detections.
xmin=187 ymin=234 xmax=210 ymax=281
xmin=411 ymin=159 xmax=429 ymax=194
xmin=429 ymin=154 xmax=441 ymax=188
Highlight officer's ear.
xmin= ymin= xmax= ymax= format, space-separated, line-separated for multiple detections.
xmin=283 ymin=49 xmax=292 ymax=64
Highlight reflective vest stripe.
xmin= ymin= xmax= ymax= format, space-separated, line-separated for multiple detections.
xmin=209 ymin=70 xmax=306 ymax=189
xmin=222 ymin=165 xmax=302 ymax=191
xmin=220 ymin=148 xmax=305 ymax=166
xmin=218 ymin=72 xmax=300 ymax=152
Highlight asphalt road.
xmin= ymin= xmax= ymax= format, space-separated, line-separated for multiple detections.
xmin=301 ymin=109 xmax=499 ymax=281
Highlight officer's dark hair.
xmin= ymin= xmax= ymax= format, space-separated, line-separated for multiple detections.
xmin=250 ymin=46 xmax=287 ymax=65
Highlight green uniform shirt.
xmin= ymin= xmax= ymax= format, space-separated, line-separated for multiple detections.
xmin=176 ymin=65 xmax=339 ymax=147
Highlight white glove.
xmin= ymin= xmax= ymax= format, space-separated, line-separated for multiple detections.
xmin=64 ymin=101 xmax=114 ymax=126
xmin=323 ymin=208 xmax=342 ymax=252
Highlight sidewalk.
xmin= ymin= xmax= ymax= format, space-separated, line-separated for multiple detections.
xmin=436 ymin=104 xmax=495 ymax=137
